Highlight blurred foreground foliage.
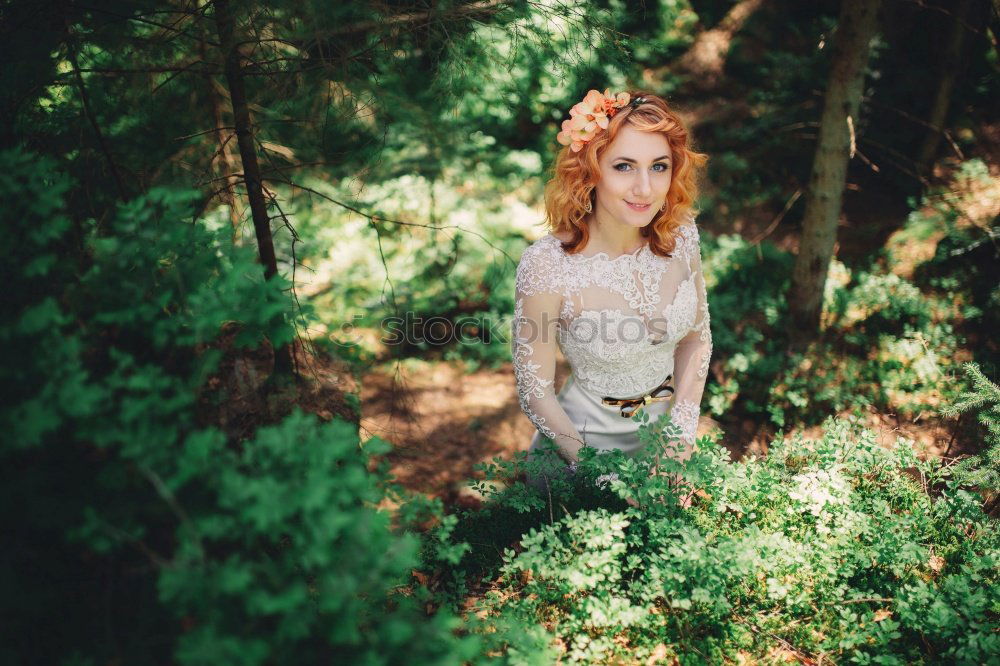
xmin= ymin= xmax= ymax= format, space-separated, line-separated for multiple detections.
xmin=0 ymin=148 xmax=484 ymax=665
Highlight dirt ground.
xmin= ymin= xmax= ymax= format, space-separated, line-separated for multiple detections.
xmin=359 ymin=358 xmax=545 ymax=507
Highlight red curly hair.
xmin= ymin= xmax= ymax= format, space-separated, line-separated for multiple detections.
xmin=542 ymin=90 xmax=708 ymax=257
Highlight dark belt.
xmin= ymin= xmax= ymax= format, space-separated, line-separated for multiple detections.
xmin=601 ymin=374 xmax=674 ymax=418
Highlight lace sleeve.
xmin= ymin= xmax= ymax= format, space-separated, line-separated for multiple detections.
xmin=512 ymin=242 xmax=587 ymax=462
xmin=670 ymin=223 xmax=713 ymax=450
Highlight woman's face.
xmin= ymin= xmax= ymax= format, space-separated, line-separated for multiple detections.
xmin=592 ymin=124 xmax=672 ymax=228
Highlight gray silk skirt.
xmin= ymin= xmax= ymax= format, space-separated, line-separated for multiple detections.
xmin=525 ymin=373 xmax=673 ymax=493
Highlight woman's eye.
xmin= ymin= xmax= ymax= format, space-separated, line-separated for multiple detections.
xmin=614 ymin=163 xmax=670 ymax=172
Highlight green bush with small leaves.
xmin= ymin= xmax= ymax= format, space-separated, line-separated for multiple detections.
xmin=428 ymin=385 xmax=1000 ymax=664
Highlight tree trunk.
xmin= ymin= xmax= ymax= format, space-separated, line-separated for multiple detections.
xmin=213 ymin=0 xmax=295 ymax=379
xmin=787 ymin=0 xmax=882 ymax=347
xmin=667 ymin=0 xmax=766 ymax=92
xmin=200 ymin=37 xmax=243 ymax=233
xmin=917 ymin=0 xmax=973 ymax=173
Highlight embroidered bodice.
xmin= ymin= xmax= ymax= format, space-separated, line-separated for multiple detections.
xmin=512 ymin=216 xmax=712 ymax=452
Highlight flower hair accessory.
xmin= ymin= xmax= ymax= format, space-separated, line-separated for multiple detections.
xmin=556 ymin=89 xmax=648 ymax=152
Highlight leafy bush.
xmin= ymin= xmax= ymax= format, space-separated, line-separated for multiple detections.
xmin=700 ymin=231 xmax=793 ymax=419
xmin=152 ymin=410 xmax=485 ymax=666
xmin=763 ymin=264 xmax=965 ymax=428
xmin=704 ymin=212 xmax=970 ymax=429
xmin=433 ymin=403 xmax=1000 ymax=664
xmin=0 ymin=147 xmax=484 ymax=665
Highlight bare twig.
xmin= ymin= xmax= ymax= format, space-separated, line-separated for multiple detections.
xmin=751 ymin=189 xmax=802 ymax=245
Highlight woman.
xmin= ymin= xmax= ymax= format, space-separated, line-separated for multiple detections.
xmin=512 ymin=89 xmax=712 ymax=497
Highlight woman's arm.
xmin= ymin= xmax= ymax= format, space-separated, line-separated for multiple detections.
xmin=669 ymin=223 xmax=713 ymax=455
xmin=512 ymin=245 xmax=587 ymax=464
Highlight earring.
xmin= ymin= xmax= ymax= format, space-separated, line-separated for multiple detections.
xmin=584 ymin=197 xmax=593 ymax=213
xmin=659 ymin=201 xmax=667 ymax=212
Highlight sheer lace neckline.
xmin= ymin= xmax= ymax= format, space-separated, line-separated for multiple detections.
xmin=543 ymin=234 xmax=650 ymax=262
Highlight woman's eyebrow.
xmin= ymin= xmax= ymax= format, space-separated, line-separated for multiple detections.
xmin=613 ymin=155 xmax=671 ymax=163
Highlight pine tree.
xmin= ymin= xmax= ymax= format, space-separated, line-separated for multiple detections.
xmin=942 ymin=362 xmax=1000 ymax=514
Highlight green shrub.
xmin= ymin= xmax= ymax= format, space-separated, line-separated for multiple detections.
xmin=435 ymin=406 xmax=1000 ymax=664
xmin=0 ymin=147 xmax=483 ymax=665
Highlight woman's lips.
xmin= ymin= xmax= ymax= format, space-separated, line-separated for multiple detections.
xmin=626 ymin=201 xmax=651 ymax=211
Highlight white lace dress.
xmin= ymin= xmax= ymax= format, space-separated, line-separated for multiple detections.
xmin=512 ymin=216 xmax=712 ymax=489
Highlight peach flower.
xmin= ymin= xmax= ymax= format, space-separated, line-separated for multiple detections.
xmin=556 ymin=89 xmax=632 ymax=152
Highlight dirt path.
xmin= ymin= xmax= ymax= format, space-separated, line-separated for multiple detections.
xmin=360 ymin=359 xmax=540 ymax=507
